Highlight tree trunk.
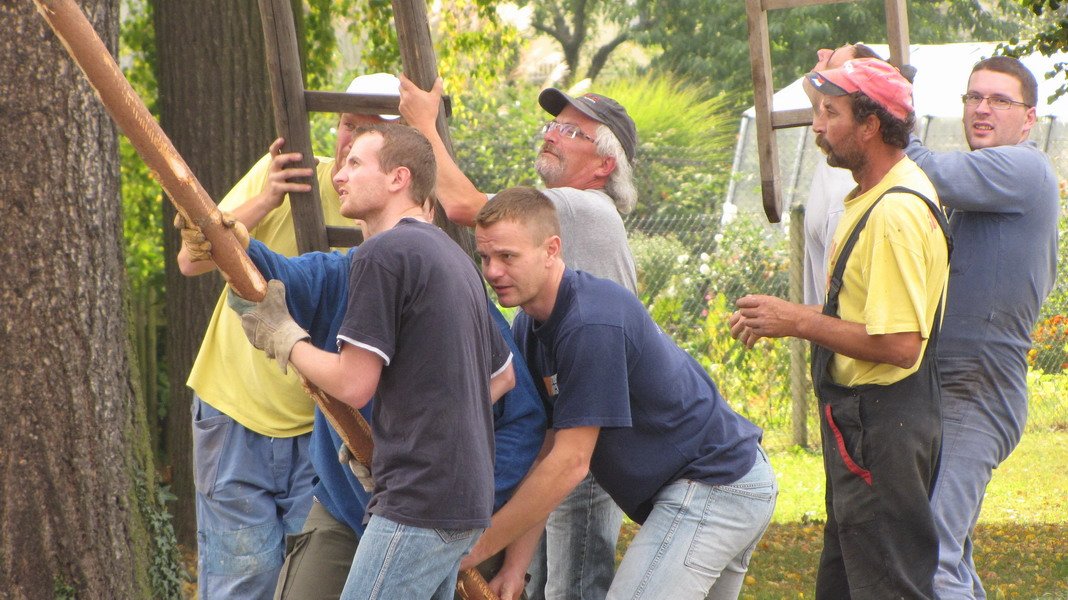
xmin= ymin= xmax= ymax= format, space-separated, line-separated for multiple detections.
xmin=153 ymin=0 xmax=277 ymax=548
xmin=0 ymin=1 xmax=176 ymax=597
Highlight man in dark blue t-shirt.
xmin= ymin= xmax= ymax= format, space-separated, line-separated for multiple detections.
xmin=229 ymin=123 xmax=515 ymax=599
xmin=463 ymin=187 xmax=777 ymax=599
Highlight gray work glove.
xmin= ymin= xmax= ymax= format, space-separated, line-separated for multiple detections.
xmin=174 ymin=211 xmax=249 ymax=263
xmin=227 ymin=279 xmax=309 ymax=374
xmin=338 ymin=443 xmax=374 ymax=493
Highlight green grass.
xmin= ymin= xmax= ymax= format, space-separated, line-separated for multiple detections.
xmin=619 ymin=432 xmax=1068 ymax=598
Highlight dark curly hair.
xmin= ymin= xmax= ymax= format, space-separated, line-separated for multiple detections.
xmin=849 ymin=92 xmax=915 ymax=149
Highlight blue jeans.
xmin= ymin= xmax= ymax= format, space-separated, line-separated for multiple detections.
xmin=608 ymin=448 xmax=777 ymax=600
xmin=932 ymin=356 xmax=1026 ymax=600
xmin=339 ymin=514 xmax=482 ymax=600
xmin=193 ymin=395 xmax=316 ymax=600
xmin=526 ymin=473 xmax=624 ymax=600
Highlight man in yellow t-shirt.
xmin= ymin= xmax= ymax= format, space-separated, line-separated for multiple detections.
xmin=177 ymin=74 xmax=399 ymax=599
xmin=730 ymin=59 xmax=949 ymax=599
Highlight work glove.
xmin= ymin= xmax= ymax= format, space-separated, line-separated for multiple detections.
xmin=338 ymin=443 xmax=375 ymax=493
xmin=174 ymin=211 xmax=249 ymax=263
xmin=227 ymin=279 xmax=309 ymax=374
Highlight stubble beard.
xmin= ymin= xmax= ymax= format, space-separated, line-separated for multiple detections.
xmin=535 ymin=146 xmax=566 ymax=187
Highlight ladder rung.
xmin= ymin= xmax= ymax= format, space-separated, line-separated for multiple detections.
xmin=305 ymin=91 xmax=452 ymax=119
xmin=772 ymin=108 xmax=813 ymax=129
xmin=326 ymin=226 xmax=364 ymax=248
xmin=763 ymin=0 xmax=853 ymax=10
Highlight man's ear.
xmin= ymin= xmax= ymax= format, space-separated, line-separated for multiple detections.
xmin=859 ymin=113 xmax=881 ymax=143
xmin=594 ymin=155 xmax=616 ymax=179
xmin=545 ymin=235 xmax=562 ymax=262
xmin=388 ymin=166 xmax=411 ymax=192
xmin=1022 ymin=106 xmax=1037 ymax=139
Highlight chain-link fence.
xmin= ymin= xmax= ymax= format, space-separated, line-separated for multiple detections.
xmin=625 ymin=204 xmax=1068 ymax=451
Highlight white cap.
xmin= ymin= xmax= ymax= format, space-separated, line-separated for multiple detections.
xmin=345 ymin=73 xmax=401 ymax=121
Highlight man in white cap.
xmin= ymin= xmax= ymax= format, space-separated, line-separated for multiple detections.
xmin=176 ymin=73 xmax=400 ymax=599
xmin=400 ymin=75 xmax=639 ymax=600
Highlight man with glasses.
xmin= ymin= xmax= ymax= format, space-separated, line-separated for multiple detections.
xmin=905 ymin=56 xmax=1059 ymax=599
xmin=400 ymin=78 xmax=638 ymax=599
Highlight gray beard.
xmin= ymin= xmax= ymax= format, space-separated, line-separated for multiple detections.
xmin=535 ymin=154 xmax=565 ymax=187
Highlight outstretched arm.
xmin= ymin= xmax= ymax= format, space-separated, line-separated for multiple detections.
xmin=398 ymin=74 xmax=490 ymax=226
xmin=461 ymin=426 xmax=598 ymax=570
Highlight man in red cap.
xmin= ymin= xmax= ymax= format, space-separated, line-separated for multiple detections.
xmin=730 ymin=58 xmax=951 ymax=599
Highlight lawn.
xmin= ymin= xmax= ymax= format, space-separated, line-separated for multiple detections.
xmin=618 ymin=431 xmax=1068 ymax=599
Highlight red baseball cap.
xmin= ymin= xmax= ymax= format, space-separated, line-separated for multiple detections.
xmin=806 ymin=58 xmax=913 ymax=121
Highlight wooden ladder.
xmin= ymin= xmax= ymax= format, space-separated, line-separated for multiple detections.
xmin=256 ymin=0 xmax=470 ymax=254
xmin=746 ymin=0 xmax=911 ymax=222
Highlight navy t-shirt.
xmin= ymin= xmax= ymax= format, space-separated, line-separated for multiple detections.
xmin=515 ymin=269 xmax=762 ymax=524
xmin=338 ymin=218 xmax=510 ymax=529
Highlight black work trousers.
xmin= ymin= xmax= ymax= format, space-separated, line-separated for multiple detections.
xmin=811 ymin=344 xmax=942 ymax=600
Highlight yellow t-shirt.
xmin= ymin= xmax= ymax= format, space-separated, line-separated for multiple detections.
xmin=187 ymin=154 xmax=356 ymax=437
xmin=826 ymin=157 xmax=949 ymax=387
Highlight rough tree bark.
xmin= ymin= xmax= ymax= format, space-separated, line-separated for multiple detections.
xmin=0 ymin=0 xmax=172 ymax=596
xmin=153 ymin=0 xmax=277 ymax=547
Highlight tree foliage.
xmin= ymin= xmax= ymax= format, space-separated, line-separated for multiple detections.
xmin=1001 ymin=0 xmax=1068 ymax=101
xmin=641 ymin=0 xmax=1027 ymax=107
xmin=529 ymin=0 xmax=655 ymax=85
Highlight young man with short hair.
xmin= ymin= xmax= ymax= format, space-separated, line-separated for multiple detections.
xmin=229 ymin=123 xmax=515 ymax=599
xmin=905 ymin=56 xmax=1059 ymax=599
xmin=468 ymin=187 xmax=776 ymax=600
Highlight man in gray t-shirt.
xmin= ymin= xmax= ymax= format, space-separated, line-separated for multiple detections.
xmin=401 ymin=78 xmax=639 ymax=599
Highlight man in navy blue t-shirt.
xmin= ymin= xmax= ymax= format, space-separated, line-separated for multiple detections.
xmin=464 ymin=187 xmax=777 ymax=599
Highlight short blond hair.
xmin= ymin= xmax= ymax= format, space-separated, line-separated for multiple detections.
xmin=474 ymin=187 xmax=560 ymax=244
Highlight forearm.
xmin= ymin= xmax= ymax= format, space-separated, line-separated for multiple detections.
xmin=905 ymin=136 xmax=1035 ymax=212
xmin=796 ymin=312 xmax=921 ymax=368
xmin=227 ymin=188 xmax=282 ymax=231
xmin=177 ymin=246 xmax=218 ymax=276
xmin=288 ymin=342 xmax=378 ymax=409
xmin=421 ymin=125 xmax=488 ymax=226
xmin=468 ymin=440 xmax=588 ymax=564
xmin=490 ymin=360 xmax=515 ymax=403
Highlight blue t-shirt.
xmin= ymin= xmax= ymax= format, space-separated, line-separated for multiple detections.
xmin=514 ymin=269 xmax=763 ymax=524
xmin=247 ymin=238 xmax=545 ymax=534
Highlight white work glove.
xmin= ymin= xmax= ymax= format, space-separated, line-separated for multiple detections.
xmin=173 ymin=211 xmax=249 ymax=263
xmin=338 ymin=443 xmax=374 ymax=493
xmin=227 ymin=280 xmax=309 ymax=374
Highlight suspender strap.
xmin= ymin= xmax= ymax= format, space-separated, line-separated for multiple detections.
xmin=823 ymin=186 xmax=951 ymax=318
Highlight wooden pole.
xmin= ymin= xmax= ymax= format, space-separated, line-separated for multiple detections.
xmin=258 ymin=0 xmax=329 ymax=254
xmin=33 ymin=0 xmax=266 ymax=302
xmin=33 ymin=0 xmax=376 ymax=466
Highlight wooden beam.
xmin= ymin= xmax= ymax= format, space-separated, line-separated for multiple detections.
xmin=258 ymin=0 xmax=328 ymax=254
xmin=885 ymin=0 xmax=911 ymax=68
xmin=391 ymin=0 xmax=476 ymax=256
xmin=772 ymin=108 xmax=814 ymax=130
xmin=746 ymin=0 xmax=783 ymax=222
xmin=763 ymin=0 xmax=852 ymax=11
xmin=305 ymin=90 xmax=451 ymax=119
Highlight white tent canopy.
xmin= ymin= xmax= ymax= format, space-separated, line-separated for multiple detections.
xmin=727 ymin=43 xmax=1068 ymax=216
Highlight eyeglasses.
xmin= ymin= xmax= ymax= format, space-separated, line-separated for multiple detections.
xmin=961 ymin=93 xmax=1031 ymax=110
xmin=541 ymin=120 xmax=595 ymax=143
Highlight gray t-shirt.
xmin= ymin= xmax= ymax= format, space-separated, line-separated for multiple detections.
xmin=541 ymin=187 xmax=638 ymax=293
xmin=338 ymin=218 xmax=510 ymax=529
xmin=803 ymin=161 xmax=856 ymax=305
